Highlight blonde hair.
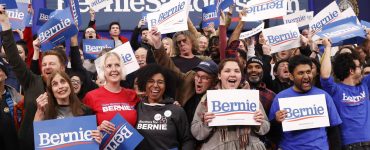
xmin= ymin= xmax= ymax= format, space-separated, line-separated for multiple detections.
xmin=162 ymin=37 xmax=176 ymax=57
xmin=99 ymin=52 xmax=126 ymax=81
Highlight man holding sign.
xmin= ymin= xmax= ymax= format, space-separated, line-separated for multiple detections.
xmin=269 ymin=55 xmax=342 ymax=150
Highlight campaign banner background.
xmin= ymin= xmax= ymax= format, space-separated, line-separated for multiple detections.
xmin=147 ymin=0 xmax=189 ymax=34
xmin=239 ymin=21 xmax=264 ymax=39
xmin=64 ymin=0 xmax=82 ymax=28
xmin=37 ymin=8 xmax=56 ymax=26
xmin=279 ymin=94 xmax=329 ymax=132
xmin=33 ymin=115 xmax=99 ymax=150
xmin=309 ymin=1 xmax=341 ymax=34
xmin=83 ymin=39 xmax=114 ymax=60
xmin=242 ymin=0 xmax=288 ymax=22
xmin=202 ymin=4 xmax=219 ymax=29
xmin=0 ymin=0 xmax=17 ymax=9
xmin=263 ymin=23 xmax=301 ymax=54
xmin=207 ymin=89 xmax=260 ymax=126
xmin=95 ymin=42 xmax=140 ymax=79
xmin=283 ymin=10 xmax=313 ymax=28
xmin=5 ymin=2 xmax=28 ymax=30
xmin=100 ymin=113 xmax=143 ymax=150
xmin=317 ymin=17 xmax=366 ymax=45
xmin=87 ymin=0 xmax=113 ymax=11
xmin=218 ymin=0 xmax=234 ymax=12
xmin=37 ymin=7 xmax=79 ymax=51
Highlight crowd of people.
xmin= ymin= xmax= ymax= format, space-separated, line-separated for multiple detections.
xmin=0 ymin=3 xmax=370 ymax=150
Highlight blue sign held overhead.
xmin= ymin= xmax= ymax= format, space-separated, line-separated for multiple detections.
xmin=100 ymin=113 xmax=144 ymax=150
xmin=202 ymin=5 xmax=219 ymax=29
xmin=361 ymin=20 xmax=370 ymax=29
xmin=0 ymin=0 xmax=17 ymax=9
xmin=64 ymin=0 xmax=82 ymax=28
xmin=37 ymin=7 xmax=79 ymax=52
xmin=33 ymin=115 xmax=99 ymax=150
xmin=218 ymin=0 xmax=234 ymax=12
xmin=5 ymin=2 xmax=28 ymax=30
xmin=37 ymin=8 xmax=56 ymax=26
xmin=83 ymin=39 xmax=114 ymax=60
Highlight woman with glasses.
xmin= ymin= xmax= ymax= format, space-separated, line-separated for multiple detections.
xmin=135 ymin=64 xmax=194 ymax=150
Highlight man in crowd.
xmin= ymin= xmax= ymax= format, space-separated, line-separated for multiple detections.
xmin=109 ymin=22 xmax=129 ymax=47
xmin=172 ymin=31 xmax=202 ymax=73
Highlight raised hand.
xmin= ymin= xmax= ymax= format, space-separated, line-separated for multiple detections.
xmin=147 ymin=27 xmax=162 ymax=49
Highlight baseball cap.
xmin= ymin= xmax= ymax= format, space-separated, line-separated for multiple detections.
xmin=193 ymin=60 xmax=218 ymax=76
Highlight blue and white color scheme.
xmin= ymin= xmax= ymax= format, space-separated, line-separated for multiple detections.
xmin=361 ymin=20 xmax=370 ymax=29
xmin=239 ymin=21 xmax=264 ymax=39
xmin=147 ymin=0 xmax=189 ymax=34
xmin=64 ymin=0 xmax=82 ymax=28
xmin=279 ymin=94 xmax=330 ymax=132
xmin=283 ymin=10 xmax=313 ymax=28
xmin=309 ymin=1 xmax=341 ymax=34
xmin=5 ymin=2 xmax=28 ymax=30
xmin=242 ymin=0 xmax=287 ymax=21
xmin=86 ymin=0 xmax=113 ymax=11
xmin=317 ymin=17 xmax=366 ymax=45
xmin=37 ymin=7 xmax=79 ymax=51
xmin=202 ymin=4 xmax=219 ymax=29
xmin=83 ymin=39 xmax=114 ymax=60
xmin=37 ymin=8 xmax=57 ymax=26
xmin=33 ymin=115 xmax=99 ymax=150
xmin=218 ymin=0 xmax=234 ymax=12
xmin=207 ymin=89 xmax=260 ymax=126
xmin=100 ymin=113 xmax=143 ymax=150
xmin=0 ymin=0 xmax=17 ymax=9
xmin=263 ymin=23 xmax=301 ymax=54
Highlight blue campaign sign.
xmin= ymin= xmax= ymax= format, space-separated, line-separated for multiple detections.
xmin=83 ymin=39 xmax=114 ymax=60
xmin=317 ymin=17 xmax=366 ymax=45
xmin=64 ymin=0 xmax=82 ymax=28
xmin=100 ymin=113 xmax=143 ymax=150
xmin=0 ymin=0 xmax=17 ymax=9
xmin=24 ymin=11 xmax=33 ymax=27
xmin=361 ymin=20 xmax=370 ymax=28
xmin=37 ymin=7 xmax=79 ymax=51
xmin=33 ymin=115 xmax=99 ymax=150
xmin=37 ymin=8 xmax=56 ymax=26
xmin=219 ymin=0 xmax=234 ymax=11
xmin=202 ymin=5 xmax=219 ymax=29
xmin=5 ymin=2 xmax=28 ymax=30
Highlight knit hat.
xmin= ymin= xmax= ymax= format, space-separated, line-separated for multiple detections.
xmin=246 ymin=57 xmax=263 ymax=67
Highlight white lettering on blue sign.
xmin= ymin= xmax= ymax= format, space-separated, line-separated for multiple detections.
xmin=40 ymin=13 xmax=50 ymax=21
xmin=70 ymin=0 xmax=79 ymax=26
xmin=310 ymin=11 xmax=339 ymax=32
xmin=202 ymin=10 xmax=217 ymax=21
xmin=149 ymin=1 xmax=185 ymax=26
xmin=38 ymin=18 xmax=72 ymax=43
xmin=247 ymin=0 xmax=284 ymax=14
xmin=85 ymin=45 xmax=111 ymax=54
xmin=38 ymin=127 xmax=92 ymax=148
xmin=211 ymin=100 xmax=257 ymax=112
xmin=322 ymin=26 xmax=361 ymax=38
xmin=103 ymin=124 xmax=133 ymax=150
xmin=284 ymin=105 xmax=324 ymax=120
xmin=7 ymin=10 xmax=25 ymax=20
xmin=267 ymin=31 xmax=299 ymax=46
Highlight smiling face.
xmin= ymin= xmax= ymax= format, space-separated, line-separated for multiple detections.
xmin=247 ymin=63 xmax=263 ymax=84
xmin=198 ymin=36 xmax=209 ymax=52
xmin=42 ymin=55 xmax=65 ymax=79
xmin=103 ymin=54 xmax=123 ymax=84
xmin=135 ymin=48 xmax=147 ymax=68
xmin=51 ymin=73 xmax=71 ymax=103
xmin=219 ymin=61 xmax=242 ymax=89
xmin=71 ymin=76 xmax=81 ymax=94
xmin=146 ymin=73 xmax=165 ymax=103
xmin=290 ymin=64 xmax=313 ymax=93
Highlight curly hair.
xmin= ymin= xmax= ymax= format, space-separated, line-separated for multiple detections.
xmin=333 ymin=53 xmax=359 ymax=81
xmin=172 ymin=31 xmax=196 ymax=56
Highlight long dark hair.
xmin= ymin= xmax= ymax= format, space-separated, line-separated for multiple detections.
xmin=44 ymin=71 xmax=86 ymax=120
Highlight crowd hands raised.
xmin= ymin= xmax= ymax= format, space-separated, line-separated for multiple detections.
xmin=0 ymin=3 xmax=370 ymax=150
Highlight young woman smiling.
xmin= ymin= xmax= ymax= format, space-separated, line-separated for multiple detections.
xmin=191 ymin=59 xmax=270 ymax=150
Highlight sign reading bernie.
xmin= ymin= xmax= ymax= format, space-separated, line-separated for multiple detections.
xmin=242 ymin=0 xmax=288 ymax=21
xmin=263 ymin=23 xmax=301 ymax=54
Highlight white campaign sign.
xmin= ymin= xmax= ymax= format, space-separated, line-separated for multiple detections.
xmin=336 ymin=7 xmax=359 ymax=23
xmin=283 ymin=10 xmax=313 ymax=27
xmin=242 ymin=0 xmax=288 ymax=22
xmin=262 ymin=23 xmax=301 ymax=54
xmin=207 ymin=89 xmax=260 ymax=126
xmin=279 ymin=94 xmax=330 ymax=132
xmin=309 ymin=1 xmax=341 ymax=35
xmin=87 ymin=0 xmax=113 ymax=11
xmin=147 ymin=0 xmax=190 ymax=34
xmin=95 ymin=42 xmax=140 ymax=80
xmin=239 ymin=22 xmax=264 ymax=39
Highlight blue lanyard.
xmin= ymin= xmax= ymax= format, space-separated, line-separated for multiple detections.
xmin=4 ymin=90 xmax=22 ymax=123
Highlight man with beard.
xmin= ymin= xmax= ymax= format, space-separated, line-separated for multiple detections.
xmin=269 ymin=55 xmax=342 ymax=150
xmin=321 ymin=37 xmax=370 ymax=150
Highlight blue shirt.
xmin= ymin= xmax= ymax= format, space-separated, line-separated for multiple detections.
xmin=320 ymin=75 xmax=370 ymax=145
xmin=269 ymin=87 xmax=342 ymax=150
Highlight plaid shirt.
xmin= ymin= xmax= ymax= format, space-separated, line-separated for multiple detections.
xmin=251 ymin=82 xmax=276 ymax=115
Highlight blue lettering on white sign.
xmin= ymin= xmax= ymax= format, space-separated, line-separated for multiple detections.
xmin=149 ymin=1 xmax=185 ymax=26
xmin=284 ymin=104 xmax=325 ymax=121
xmin=267 ymin=31 xmax=299 ymax=46
xmin=246 ymin=0 xmax=284 ymax=14
xmin=211 ymin=100 xmax=257 ymax=113
xmin=310 ymin=10 xmax=339 ymax=33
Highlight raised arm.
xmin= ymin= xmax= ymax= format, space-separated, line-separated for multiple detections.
xmin=219 ymin=11 xmax=227 ymax=60
xmin=320 ymin=38 xmax=332 ymax=79
xmin=130 ymin=19 xmax=145 ymax=51
xmin=227 ymin=10 xmax=246 ymax=45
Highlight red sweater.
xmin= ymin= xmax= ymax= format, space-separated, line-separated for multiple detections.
xmin=83 ymin=86 xmax=139 ymax=126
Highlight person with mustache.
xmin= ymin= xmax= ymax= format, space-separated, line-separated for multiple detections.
xmin=269 ymin=55 xmax=342 ymax=150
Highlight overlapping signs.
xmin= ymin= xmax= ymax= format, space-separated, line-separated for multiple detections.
xmin=279 ymin=94 xmax=330 ymax=132
xmin=283 ymin=10 xmax=313 ymax=28
xmin=37 ymin=7 xmax=79 ymax=51
xmin=64 ymin=0 xmax=82 ymax=28
xmin=207 ymin=89 xmax=260 ymax=126
xmin=309 ymin=1 xmax=341 ymax=35
xmin=87 ymin=0 xmax=113 ymax=11
xmin=263 ymin=23 xmax=301 ymax=54
xmin=37 ymin=8 xmax=57 ymax=26
xmin=239 ymin=21 xmax=264 ymax=39
xmin=33 ymin=115 xmax=99 ymax=150
xmin=147 ymin=0 xmax=189 ymax=34
xmin=1 ymin=2 xmax=29 ymax=31
xmin=242 ymin=0 xmax=288 ymax=22
xmin=0 ymin=0 xmax=17 ymax=9
xmin=95 ymin=42 xmax=140 ymax=79
xmin=83 ymin=39 xmax=114 ymax=60
xmin=100 ymin=114 xmax=143 ymax=150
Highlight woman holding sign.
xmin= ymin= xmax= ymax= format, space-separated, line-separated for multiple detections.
xmin=191 ymin=59 xmax=270 ymax=150
xmin=33 ymin=71 xmax=102 ymax=143
xmin=135 ymin=64 xmax=194 ymax=150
